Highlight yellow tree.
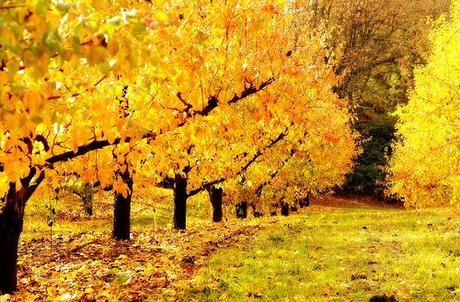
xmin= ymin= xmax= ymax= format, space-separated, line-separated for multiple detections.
xmin=0 ymin=1 xmax=177 ymax=292
xmin=227 ymin=95 xmax=357 ymax=217
xmin=52 ymin=0 xmax=357 ymax=232
xmin=388 ymin=1 xmax=460 ymax=207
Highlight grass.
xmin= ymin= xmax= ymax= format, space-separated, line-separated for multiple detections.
xmin=189 ymin=206 xmax=460 ymax=301
xmin=18 ymin=193 xmax=460 ymax=301
xmin=21 ymin=189 xmax=218 ymax=240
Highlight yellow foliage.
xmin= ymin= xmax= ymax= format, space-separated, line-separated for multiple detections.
xmin=389 ymin=1 xmax=460 ymax=207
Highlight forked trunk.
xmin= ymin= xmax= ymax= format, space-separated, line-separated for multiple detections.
xmin=112 ymin=170 xmax=133 ymax=240
xmin=0 ymin=178 xmax=41 ymax=294
xmin=173 ymin=174 xmax=188 ymax=230
xmin=208 ymin=186 xmax=223 ymax=222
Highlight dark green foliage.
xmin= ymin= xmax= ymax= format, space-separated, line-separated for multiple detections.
xmin=345 ymin=122 xmax=396 ymax=196
xmin=343 ymin=63 xmax=403 ymax=197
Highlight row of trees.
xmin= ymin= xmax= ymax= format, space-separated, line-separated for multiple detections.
xmin=0 ymin=0 xmax=358 ymax=293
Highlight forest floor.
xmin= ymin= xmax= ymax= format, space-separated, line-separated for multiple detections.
xmin=3 ymin=195 xmax=460 ymax=301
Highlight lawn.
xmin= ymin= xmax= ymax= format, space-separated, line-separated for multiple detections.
xmin=188 ymin=199 xmax=460 ymax=301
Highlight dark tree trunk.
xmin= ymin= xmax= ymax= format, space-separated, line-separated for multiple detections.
xmin=0 ymin=175 xmax=43 ymax=294
xmin=299 ymin=193 xmax=310 ymax=208
xmin=208 ymin=186 xmax=223 ymax=222
xmin=290 ymin=205 xmax=298 ymax=212
xmin=251 ymin=204 xmax=263 ymax=217
xmin=270 ymin=204 xmax=277 ymax=216
xmin=0 ymin=200 xmax=23 ymax=294
xmin=81 ymin=183 xmax=93 ymax=216
xmin=173 ymin=174 xmax=188 ymax=230
xmin=235 ymin=201 xmax=248 ymax=219
xmin=112 ymin=170 xmax=133 ymax=240
xmin=281 ymin=203 xmax=289 ymax=216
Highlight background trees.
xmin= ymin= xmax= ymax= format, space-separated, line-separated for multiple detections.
xmin=389 ymin=1 xmax=460 ymax=207
xmin=303 ymin=0 xmax=450 ymax=196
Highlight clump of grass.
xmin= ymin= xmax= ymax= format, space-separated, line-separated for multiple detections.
xmin=267 ymin=233 xmax=285 ymax=243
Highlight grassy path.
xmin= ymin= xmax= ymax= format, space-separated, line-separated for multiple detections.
xmin=187 ymin=199 xmax=460 ymax=301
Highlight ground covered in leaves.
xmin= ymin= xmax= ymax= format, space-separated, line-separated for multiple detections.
xmin=11 ymin=222 xmax=264 ymax=301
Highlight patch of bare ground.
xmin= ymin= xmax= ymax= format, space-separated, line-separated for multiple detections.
xmin=311 ymin=194 xmax=403 ymax=209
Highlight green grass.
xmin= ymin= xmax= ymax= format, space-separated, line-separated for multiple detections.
xmin=21 ymin=189 xmax=217 ymax=240
xmin=20 ymin=194 xmax=460 ymax=301
xmin=189 ymin=207 xmax=460 ymax=301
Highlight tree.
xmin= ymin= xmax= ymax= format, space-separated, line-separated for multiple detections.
xmin=388 ymin=1 xmax=460 ymax=207
xmin=224 ymin=88 xmax=358 ymax=216
xmin=0 ymin=1 xmax=171 ymax=291
xmin=54 ymin=180 xmax=96 ymax=217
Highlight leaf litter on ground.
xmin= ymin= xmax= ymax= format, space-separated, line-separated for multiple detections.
xmin=10 ymin=220 xmax=268 ymax=301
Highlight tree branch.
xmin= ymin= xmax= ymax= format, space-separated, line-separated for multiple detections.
xmin=187 ymin=127 xmax=288 ymax=198
xmin=255 ymin=148 xmax=296 ymax=197
xmin=45 ymin=77 xmax=276 ymax=166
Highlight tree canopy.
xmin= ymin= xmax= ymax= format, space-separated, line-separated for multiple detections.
xmin=389 ymin=1 xmax=460 ymax=207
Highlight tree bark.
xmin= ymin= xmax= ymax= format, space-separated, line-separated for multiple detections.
xmin=207 ymin=186 xmax=223 ymax=223
xmin=173 ymin=174 xmax=188 ymax=230
xmin=281 ymin=202 xmax=289 ymax=216
xmin=81 ymin=183 xmax=93 ymax=216
xmin=235 ymin=201 xmax=248 ymax=219
xmin=112 ymin=170 xmax=133 ymax=240
xmin=251 ymin=204 xmax=263 ymax=217
xmin=0 ymin=176 xmax=43 ymax=294
xmin=0 ymin=198 xmax=23 ymax=293
xmin=299 ymin=193 xmax=310 ymax=208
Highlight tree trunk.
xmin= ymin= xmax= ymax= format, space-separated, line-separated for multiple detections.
xmin=208 ymin=186 xmax=223 ymax=223
xmin=251 ymin=204 xmax=263 ymax=217
xmin=0 ymin=179 xmax=40 ymax=294
xmin=0 ymin=202 xmax=23 ymax=293
xmin=173 ymin=174 xmax=188 ymax=230
xmin=281 ymin=202 xmax=289 ymax=216
xmin=299 ymin=193 xmax=310 ymax=208
xmin=112 ymin=170 xmax=133 ymax=240
xmin=235 ymin=201 xmax=248 ymax=219
xmin=81 ymin=183 xmax=93 ymax=216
